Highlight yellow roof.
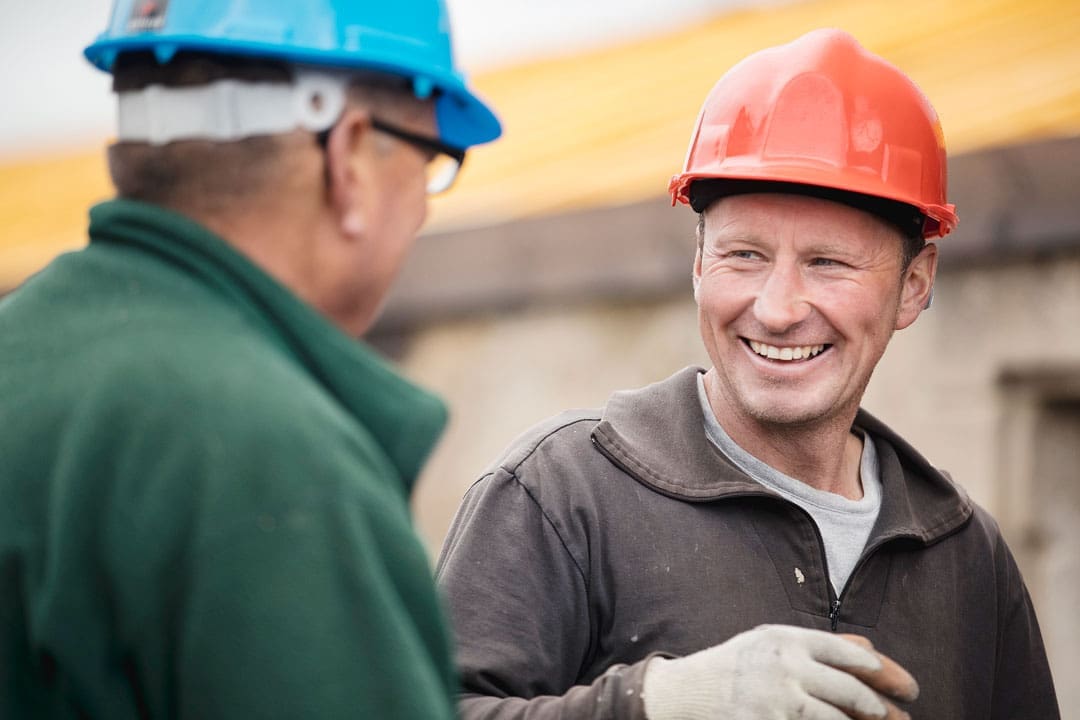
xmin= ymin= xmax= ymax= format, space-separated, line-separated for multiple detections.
xmin=429 ymin=0 xmax=1080 ymax=229
xmin=3 ymin=0 xmax=1080 ymax=289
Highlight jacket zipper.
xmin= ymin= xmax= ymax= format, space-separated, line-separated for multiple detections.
xmin=829 ymin=599 xmax=842 ymax=631
xmin=800 ymin=504 xmax=892 ymax=633
xmin=822 ymin=529 xmax=896 ymax=632
xmin=800 ymin=509 xmax=843 ymax=631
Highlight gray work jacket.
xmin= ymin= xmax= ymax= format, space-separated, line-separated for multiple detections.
xmin=436 ymin=367 xmax=1059 ymax=719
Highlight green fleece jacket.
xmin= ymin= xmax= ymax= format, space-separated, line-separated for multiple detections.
xmin=0 ymin=200 xmax=455 ymax=719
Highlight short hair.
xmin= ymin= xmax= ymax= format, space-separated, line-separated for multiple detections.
xmin=107 ymin=51 xmax=422 ymax=215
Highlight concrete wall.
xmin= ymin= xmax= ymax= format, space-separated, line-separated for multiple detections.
xmin=405 ymin=296 xmax=705 ymax=551
xmin=405 ymin=253 xmax=1080 ymax=532
xmin=865 ymin=254 xmax=1080 ymax=507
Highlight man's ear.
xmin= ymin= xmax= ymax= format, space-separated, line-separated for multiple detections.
xmin=324 ymin=107 xmax=372 ymax=240
xmin=692 ymin=210 xmax=711 ymax=304
xmin=692 ymin=247 xmax=703 ymax=303
xmin=896 ymin=242 xmax=938 ymax=330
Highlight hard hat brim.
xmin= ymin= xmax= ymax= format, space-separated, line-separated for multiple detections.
xmin=670 ymin=164 xmax=957 ymax=239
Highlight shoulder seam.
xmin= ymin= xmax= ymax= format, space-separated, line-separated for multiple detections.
xmin=504 ymin=467 xmax=590 ymax=591
xmin=501 ymin=415 xmax=600 ymax=476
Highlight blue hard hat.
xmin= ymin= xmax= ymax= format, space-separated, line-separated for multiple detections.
xmin=84 ymin=0 xmax=501 ymax=149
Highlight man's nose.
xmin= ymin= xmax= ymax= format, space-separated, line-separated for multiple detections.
xmin=753 ymin=264 xmax=811 ymax=332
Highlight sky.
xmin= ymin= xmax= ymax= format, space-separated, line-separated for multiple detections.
xmin=0 ymin=0 xmax=753 ymax=161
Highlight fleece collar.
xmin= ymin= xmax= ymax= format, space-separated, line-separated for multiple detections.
xmin=592 ymin=366 xmax=972 ymax=546
xmin=88 ymin=198 xmax=446 ymax=491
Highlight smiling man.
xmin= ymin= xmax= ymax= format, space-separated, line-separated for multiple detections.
xmin=693 ymin=191 xmax=934 ymax=500
xmin=436 ymin=29 xmax=1059 ymax=719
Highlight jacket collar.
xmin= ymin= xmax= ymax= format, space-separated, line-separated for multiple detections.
xmin=87 ymin=198 xmax=446 ymax=492
xmin=592 ymin=366 xmax=972 ymax=545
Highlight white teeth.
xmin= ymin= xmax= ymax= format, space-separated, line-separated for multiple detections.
xmin=748 ymin=340 xmax=825 ymax=361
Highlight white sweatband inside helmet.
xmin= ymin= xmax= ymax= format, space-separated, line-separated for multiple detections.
xmin=116 ymin=70 xmax=348 ymax=145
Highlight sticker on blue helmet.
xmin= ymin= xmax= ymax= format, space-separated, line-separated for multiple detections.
xmin=127 ymin=1 xmax=170 ymax=33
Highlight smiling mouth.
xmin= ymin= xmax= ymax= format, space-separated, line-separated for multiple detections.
xmin=745 ymin=339 xmax=830 ymax=361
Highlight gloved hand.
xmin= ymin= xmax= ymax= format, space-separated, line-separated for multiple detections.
xmin=641 ymin=624 xmax=919 ymax=720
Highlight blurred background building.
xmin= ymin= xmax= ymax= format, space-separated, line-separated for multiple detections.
xmin=2 ymin=0 xmax=1078 ymax=712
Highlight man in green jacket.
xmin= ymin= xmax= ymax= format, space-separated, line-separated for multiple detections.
xmin=0 ymin=1 xmax=499 ymax=717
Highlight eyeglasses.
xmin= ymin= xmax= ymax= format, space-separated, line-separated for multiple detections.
xmin=370 ymin=118 xmax=467 ymax=195
xmin=316 ymin=116 xmax=467 ymax=195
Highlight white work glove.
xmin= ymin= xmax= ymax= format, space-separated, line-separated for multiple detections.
xmin=642 ymin=624 xmax=919 ymax=720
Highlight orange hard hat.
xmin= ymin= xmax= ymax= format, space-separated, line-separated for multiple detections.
xmin=669 ymin=28 xmax=957 ymax=239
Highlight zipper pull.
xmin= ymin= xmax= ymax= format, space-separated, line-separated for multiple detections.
xmin=829 ymin=599 xmax=842 ymax=631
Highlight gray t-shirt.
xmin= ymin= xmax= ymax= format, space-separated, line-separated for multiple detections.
xmin=696 ymin=374 xmax=881 ymax=595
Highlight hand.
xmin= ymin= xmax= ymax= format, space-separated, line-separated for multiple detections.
xmin=642 ymin=624 xmax=919 ymax=720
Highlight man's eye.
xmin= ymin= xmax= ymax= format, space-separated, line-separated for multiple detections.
xmin=811 ymin=257 xmax=842 ymax=266
xmin=729 ymin=250 xmax=759 ymax=260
